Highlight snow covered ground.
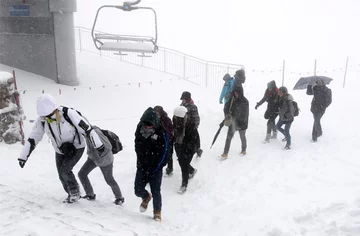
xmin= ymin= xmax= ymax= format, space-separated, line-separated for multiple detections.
xmin=1 ymin=51 xmax=360 ymax=236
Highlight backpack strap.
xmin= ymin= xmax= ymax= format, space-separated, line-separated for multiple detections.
xmin=62 ymin=107 xmax=81 ymax=144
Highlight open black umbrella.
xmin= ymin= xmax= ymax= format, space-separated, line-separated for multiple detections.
xmin=293 ymin=76 xmax=333 ymax=90
xmin=210 ymin=120 xmax=225 ymax=149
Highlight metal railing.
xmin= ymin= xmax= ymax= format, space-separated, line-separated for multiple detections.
xmin=74 ymin=27 xmax=243 ymax=88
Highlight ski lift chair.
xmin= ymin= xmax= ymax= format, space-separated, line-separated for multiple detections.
xmin=91 ymin=3 xmax=158 ymax=57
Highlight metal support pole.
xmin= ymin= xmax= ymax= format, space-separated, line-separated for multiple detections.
xmin=282 ymin=60 xmax=285 ymax=86
xmin=163 ymin=50 xmax=166 ymax=72
xmin=205 ymin=62 xmax=208 ymax=87
xmin=343 ymin=56 xmax=349 ymax=88
xmin=314 ymin=59 xmax=317 ymax=75
xmin=78 ymin=28 xmax=82 ymax=52
xmin=183 ymin=55 xmax=186 ymax=79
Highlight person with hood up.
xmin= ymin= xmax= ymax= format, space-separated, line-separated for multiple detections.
xmin=255 ymin=80 xmax=279 ymax=143
xmin=154 ymin=106 xmax=174 ymax=176
xmin=306 ymin=79 xmax=332 ymax=142
xmin=18 ymin=94 xmax=104 ymax=203
xmin=173 ymin=106 xmax=200 ymax=194
xmin=221 ymin=86 xmax=249 ymax=159
xmin=233 ymin=69 xmax=246 ymax=97
xmin=276 ymin=86 xmax=295 ymax=150
xmin=219 ymin=73 xmax=235 ymax=106
xmin=180 ymin=91 xmax=202 ymax=158
xmin=134 ymin=107 xmax=169 ymax=222
xmin=78 ymin=125 xmax=125 ymax=205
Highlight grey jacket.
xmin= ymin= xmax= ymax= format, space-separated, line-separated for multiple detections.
xmin=278 ymin=94 xmax=295 ymax=122
xmin=85 ymin=126 xmax=114 ymax=167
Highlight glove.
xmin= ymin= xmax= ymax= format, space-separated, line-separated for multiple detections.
xmin=18 ymin=159 xmax=26 ymax=168
xmin=255 ymin=103 xmax=259 ymax=110
xmin=97 ymin=145 xmax=105 ymax=156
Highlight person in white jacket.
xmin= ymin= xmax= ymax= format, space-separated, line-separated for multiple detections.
xmin=18 ymin=94 xmax=104 ymax=203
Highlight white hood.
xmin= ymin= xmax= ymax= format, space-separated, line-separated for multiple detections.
xmin=36 ymin=94 xmax=59 ymax=116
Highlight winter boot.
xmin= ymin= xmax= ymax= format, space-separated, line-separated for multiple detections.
xmin=263 ymin=133 xmax=271 ymax=143
xmin=177 ymin=185 xmax=187 ymax=194
xmin=68 ymin=191 xmax=80 ymax=203
xmin=220 ymin=153 xmax=228 ymax=159
xmin=114 ymin=197 xmax=125 ymax=205
xmin=240 ymin=149 xmax=246 ymax=156
xmin=139 ymin=192 xmax=152 ymax=213
xmin=271 ymin=131 xmax=277 ymax=139
xmin=153 ymin=210 xmax=161 ymax=222
xmin=284 ymin=145 xmax=291 ymax=150
xmin=189 ymin=169 xmax=197 ymax=179
xmin=81 ymin=194 xmax=96 ymax=201
xmin=196 ymin=149 xmax=203 ymax=158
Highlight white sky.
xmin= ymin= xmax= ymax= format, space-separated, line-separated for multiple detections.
xmin=74 ymin=0 xmax=360 ymax=65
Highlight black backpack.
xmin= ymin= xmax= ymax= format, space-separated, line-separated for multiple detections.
xmin=292 ymin=101 xmax=300 ymax=117
xmin=100 ymin=129 xmax=123 ymax=154
xmin=62 ymin=107 xmax=123 ymax=154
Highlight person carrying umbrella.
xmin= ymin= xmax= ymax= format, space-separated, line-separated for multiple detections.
xmin=220 ymin=86 xmax=249 ymax=159
xmin=255 ymin=80 xmax=279 ymax=143
xmin=306 ymin=78 xmax=332 ymax=142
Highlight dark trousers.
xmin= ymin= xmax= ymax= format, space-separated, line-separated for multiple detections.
xmin=174 ymin=143 xmax=195 ymax=187
xmin=276 ymin=120 xmax=292 ymax=146
xmin=166 ymin=141 xmax=174 ymax=171
xmin=267 ymin=114 xmax=278 ymax=134
xmin=78 ymin=158 xmax=123 ymax=199
xmin=312 ymin=112 xmax=324 ymax=141
xmin=134 ymin=169 xmax=163 ymax=211
xmin=55 ymin=148 xmax=84 ymax=195
xmin=223 ymin=125 xmax=247 ymax=154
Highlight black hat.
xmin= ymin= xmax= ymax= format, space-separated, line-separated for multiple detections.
xmin=180 ymin=91 xmax=191 ymax=100
xmin=279 ymin=86 xmax=288 ymax=94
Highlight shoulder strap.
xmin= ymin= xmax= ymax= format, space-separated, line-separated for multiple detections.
xmin=62 ymin=106 xmax=81 ymax=144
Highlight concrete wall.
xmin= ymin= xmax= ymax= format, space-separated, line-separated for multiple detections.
xmin=0 ymin=0 xmax=78 ymax=85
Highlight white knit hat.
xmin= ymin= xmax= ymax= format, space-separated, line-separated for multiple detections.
xmin=173 ymin=106 xmax=188 ymax=118
xmin=36 ymin=94 xmax=59 ymax=116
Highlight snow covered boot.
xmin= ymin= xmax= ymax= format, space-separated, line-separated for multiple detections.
xmin=69 ymin=191 xmax=80 ymax=203
xmin=220 ymin=153 xmax=228 ymax=159
xmin=139 ymin=192 xmax=152 ymax=213
xmin=153 ymin=210 xmax=161 ymax=222
xmin=263 ymin=133 xmax=271 ymax=143
xmin=114 ymin=197 xmax=125 ymax=205
xmin=271 ymin=131 xmax=277 ymax=139
xmin=177 ymin=185 xmax=187 ymax=194
xmin=81 ymin=194 xmax=96 ymax=201
xmin=189 ymin=169 xmax=197 ymax=179
xmin=240 ymin=150 xmax=246 ymax=156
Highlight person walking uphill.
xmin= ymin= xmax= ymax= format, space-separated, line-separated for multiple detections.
xmin=221 ymin=86 xmax=249 ymax=159
xmin=180 ymin=91 xmax=202 ymax=158
xmin=134 ymin=107 xmax=168 ymax=222
xmin=219 ymin=73 xmax=235 ymax=106
xmin=255 ymin=80 xmax=279 ymax=143
xmin=173 ymin=106 xmax=200 ymax=194
xmin=306 ymin=79 xmax=332 ymax=142
xmin=18 ymin=94 xmax=104 ymax=203
xmin=276 ymin=86 xmax=295 ymax=150
xmin=154 ymin=105 xmax=174 ymax=176
xmin=78 ymin=125 xmax=124 ymax=205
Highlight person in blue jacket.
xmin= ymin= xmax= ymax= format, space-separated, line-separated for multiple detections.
xmin=219 ymin=73 xmax=234 ymax=106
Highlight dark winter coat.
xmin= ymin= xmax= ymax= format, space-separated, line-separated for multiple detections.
xmin=173 ymin=115 xmax=200 ymax=158
xmin=181 ymin=100 xmax=200 ymax=129
xmin=224 ymin=92 xmax=249 ymax=130
xmin=257 ymin=82 xmax=279 ymax=118
xmin=134 ymin=107 xmax=168 ymax=175
xmin=277 ymin=95 xmax=295 ymax=122
xmin=306 ymin=84 xmax=332 ymax=114
xmin=154 ymin=106 xmax=174 ymax=142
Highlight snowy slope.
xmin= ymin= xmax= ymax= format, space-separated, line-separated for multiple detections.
xmin=1 ymin=52 xmax=360 ymax=236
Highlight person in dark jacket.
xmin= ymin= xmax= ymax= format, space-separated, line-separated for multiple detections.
xmin=233 ymin=69 xmax=245 ymax=97
xmin=221 ymin=86 xmax=249 ymax=159
xmin=173 ymin=106 xmax=199 ymax=194
xmin=255 ymin=80 xmax=279 ymax=142
xmin=306 ymin=79 xmax=332 ymax=142
xmin=154 ymin=106 xmax=174 ymax=176
xmin=134 ymin=107 xmax=169 ymax=222
xmin=180 ymin=91 xmax=202 ymax=158
xmin=276 ymin=86 xmax=295 ymax=150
